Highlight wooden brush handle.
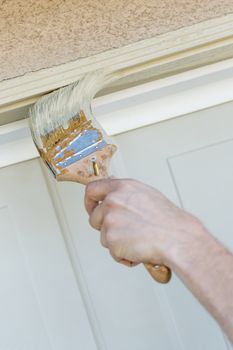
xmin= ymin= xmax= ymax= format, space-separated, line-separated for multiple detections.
xmin=144 ymin=263 xmax=172 ymax=284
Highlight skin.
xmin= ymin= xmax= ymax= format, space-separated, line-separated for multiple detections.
xmin=84 ymin=178 xmax=233 ymax=343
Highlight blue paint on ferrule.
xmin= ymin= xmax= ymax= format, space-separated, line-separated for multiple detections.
xmin=52 ymin=129 xmax=107 ymax=169
xmin=57 ymin=139 xmax=106 ymax=168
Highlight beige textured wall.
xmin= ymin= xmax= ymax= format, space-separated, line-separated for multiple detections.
xmin=1 ymin=0 xmax=233 ymax=82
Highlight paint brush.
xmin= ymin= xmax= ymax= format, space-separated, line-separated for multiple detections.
xmin=29 ymin=70 xmax=171 ymax=284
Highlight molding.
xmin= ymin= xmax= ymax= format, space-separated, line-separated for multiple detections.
xmin=0 ymin=120 xmax=38 ymax=168
xmin=1 ymin=58 xmax=233 ymax=168
xmin=0 ymin=14 xmax=233 ymax=113
xmin=94 ymin=58 xmax=233 ymax=135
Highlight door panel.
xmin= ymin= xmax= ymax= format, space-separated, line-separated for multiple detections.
xmin=0 ymin=161 xmax=97 ymax=350
xmin=0 ymin=206 xmax=51 ymax=350
xmin=113 ymin=101 xmax=233 ymax=349
xmin=169 ymin=140 xmax=233 ymax=249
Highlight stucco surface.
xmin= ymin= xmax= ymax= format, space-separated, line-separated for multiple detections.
xmin=1 ymin=0 xmax=233 ymax=82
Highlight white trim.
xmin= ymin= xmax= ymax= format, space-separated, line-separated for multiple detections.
xmin=94 ymin=58 xmax=233 ymax=135
xmin=93 ymin=58 xmax=233 ymax=107
xmin=1 ymin=58 xmax=233 ymax=168
xmin=0 ymin=14 xmax=233 ymax=111
xmin=0 ymin=119 xmax=38 ymax=168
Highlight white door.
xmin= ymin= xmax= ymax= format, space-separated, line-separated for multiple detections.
xmin=0 ymin=101 xmax=233 ymax=349
xmin=0 ymin=160 xmax=97 ymax=350
xmin=113 ymin=101 xmax=233 ymax=350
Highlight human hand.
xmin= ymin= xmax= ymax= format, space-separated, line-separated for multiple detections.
xmin=85 ymin=178 xmax=233 ymax=342
xmin=84 ymin=178 xmax=202 ymax=268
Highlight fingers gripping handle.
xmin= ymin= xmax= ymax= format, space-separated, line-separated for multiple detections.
xmin=62 ymin=144 xmax=172 ymax=284
xmin=144 ymin=263 xmax=172 ymax=284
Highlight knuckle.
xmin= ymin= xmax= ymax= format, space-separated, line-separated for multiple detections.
xmin=122 ymin=178 xmax=136 ymax=187
xmin=104 ymin=193 xmax=115 ymax=207
xmin=105 ymin=192 xmax=126 ymax=210
xmin=106 ymin=231 xmax=118 ymax=247
xmin=89 ymin=214 xmax=100 ymax=230
xmin=85 ymin=183 xmax=95 ymax=198
xmin=117 ymin=179 xmax=138 ymax=193
xmin=104 ymin=213 xmax=115 ymax=227
xmin=111 ymin=246 xmax=121 ymax=259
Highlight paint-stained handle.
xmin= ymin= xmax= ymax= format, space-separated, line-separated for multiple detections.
xmin=57 ymin=144 xmax=117 ymax=184
xmin=144 ymin=263 xmax=172 ymax=284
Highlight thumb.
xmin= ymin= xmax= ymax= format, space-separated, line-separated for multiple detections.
xmin=84 ymin=178 xmax=118 ymax=214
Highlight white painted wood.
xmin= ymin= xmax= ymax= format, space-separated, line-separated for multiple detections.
xmin=42 ymin=164 xmax=109 ymax=350
xmin=0 ymin=119 xmax=38 ymax=167
xmin=94 ymin=59 xmax=233 ymax=135
xmin=94 ymin=58 xmax=233 ymax=106
xmin=1 ymin=58 xmax=233 ymax=168
xmin=113 ymin=101 xmax=233 ymax=349
xmin=0 ymin=14 xmax=233 ymax=110
xmin=0 ymin=207 xmax=52 ymax=350
xmin=0 ymin=160 xmax=98 ymax=350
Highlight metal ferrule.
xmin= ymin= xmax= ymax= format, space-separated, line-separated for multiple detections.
xmin=45 ymin=129 xmax=107 ymax=177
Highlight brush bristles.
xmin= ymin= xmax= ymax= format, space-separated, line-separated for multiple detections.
xmin=29 ymin=70 xmax=114 ymax=150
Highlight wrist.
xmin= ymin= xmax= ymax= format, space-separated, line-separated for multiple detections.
xmin=159 ymin=215 xmax=211 ymax=271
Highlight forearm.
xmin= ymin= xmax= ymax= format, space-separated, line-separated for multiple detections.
xmin=85 ymin=178 xmax=233 ymax=341
xmin=166 ymin=222 xmax=233 ymax=343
